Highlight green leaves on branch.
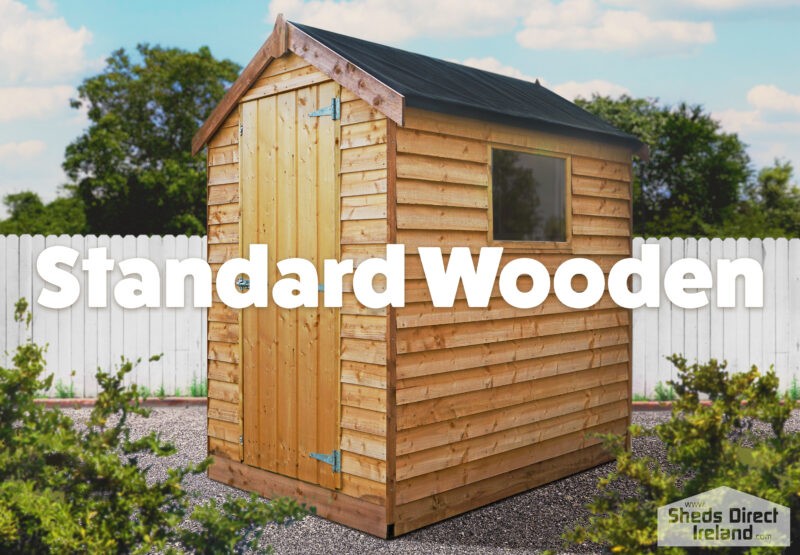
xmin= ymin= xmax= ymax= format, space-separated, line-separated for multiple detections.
xmin=566 ymin=356 xmax=800 ymax=554
xmin=0 ymin=299 xmax=309 ymax=554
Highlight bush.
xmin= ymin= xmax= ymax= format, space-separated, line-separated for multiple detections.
xmin=566 ymin=355 xmax=799 ymax=554
xmin=0 ymin=299 xmax=310 ymax=554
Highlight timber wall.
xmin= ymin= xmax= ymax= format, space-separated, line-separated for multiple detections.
xmin=390 ymin=108 xmax=634 ymax=534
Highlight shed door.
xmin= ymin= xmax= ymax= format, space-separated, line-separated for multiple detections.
xmin=239 ymin=81 xmax=341 ymax=490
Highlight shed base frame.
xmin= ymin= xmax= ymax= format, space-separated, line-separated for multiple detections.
xmin=208 ymin=443 xmax=617 ymax=539
xmin=207 ymin=457 xmax=389 ymax=538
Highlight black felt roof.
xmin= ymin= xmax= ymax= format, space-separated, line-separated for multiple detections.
xmin=293 ymin=22 xmax=642 ymax=149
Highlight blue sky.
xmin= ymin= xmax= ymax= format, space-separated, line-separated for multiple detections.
xmin=1 ymin=0 xmax=799 ymax=211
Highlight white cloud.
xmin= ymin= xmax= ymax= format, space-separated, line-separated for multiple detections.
xmin=607 ymin=0 xmax=796 ymax=10
xmin=268 ymin=0 xmax=529 ymax=42
xmin=0 ymin=140 xmax=46 ymax=163
xmin=516 ymin=0 xmax=715 ymax=54
xmin=715 ymin=84 xmax=800 ymax=170
xmin=0 ymin=0 xmax=92 ymax=84
xmin=552 ymin=79 xmax=630 ymax=100
xmin=0 ymin=86 xmax=74 ymax=122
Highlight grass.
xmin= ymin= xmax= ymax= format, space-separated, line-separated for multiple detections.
xmin=156 ymin=384 xmax=167 ymax=399
xmin=189 ymin=374 xmax=207 ymax=397
xmin=54 ymin=379 xmax=75 ymax=399
xmin=136 ymin=385 xmax=151 ymax=399
xmin=632 ymin=393 xmax=648 ymax=401
xmin=789 ymin=375 xmax=800 ymax=402
xmin=654 ymin=381 xmax=676 ymax=402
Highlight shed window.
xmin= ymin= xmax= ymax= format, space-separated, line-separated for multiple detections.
xmin=491 ymin=149 xmax=567 ymax=242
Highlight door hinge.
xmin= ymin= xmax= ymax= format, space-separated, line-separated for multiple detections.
xmin=310 ymin=97 xmax=340 ymax=120
xmin=310 ymin=449 xmax=341 ymax=473
xmin=239 ymin=123 xmax=243 ymax=136
xmin=238 ymin=435 xmax=243 ymax=445
xmin=236 ymin=277 xmax=250 ymax=291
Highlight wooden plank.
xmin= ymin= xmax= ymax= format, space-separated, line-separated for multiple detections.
xmin=208 ymin=457 xmax=388 ymax=538
xmin=571 ymin=235 xmax=631 ymax=256
xmin=208 ymin=398 xmax=240 ymax=424
xmin=396 ymin=153 xmax=488 ymax=187
xmin=395 ymin=229 xmax=487 ymax=249
xmin=341 ymin=314 xmax=386 ymax=341
xmin=572 ymin=156 xmax=631 ymax=181
xmin=341 ymin=99 xmax=384 ymax=125
xmin=394 ymin=418 xmax=627 ymax=505
xmin=341 ymin=452 xmax=387 ymax=483
xmin=316 ymin=79 xmax=341 ymax=490
xmin=396 ymin=399 xmax=627 ymax=480
xmin=572 ymin=195 xmax=631 ymax=218
xmin=209 ymin=302 xmax=238 ymax=324
xmin=208 ymin=321 xmax=239 ymax=343
xmin=340 ymin=169 xmax=388 ymax=196
xmin=208 ymin=223 xmax=239 ymax=244
xmin=341 ymin=119 xmax=387 ymax=149
xmin=393 ymin=443 xmax=611 ymax=535
xmin=341 ymin=220 xmax=388 ymax=244
xmin=208 ymin=438 xmax=240 ymax=460
xmin=403 ymin=108 xmax=632 ymax=163
xmin=341 ymin=429 xmax=387 ymax=460
xmin=208 ymin=341 xmax=240 ymax=363
xmin=396 ymin=179 xmax=488 ymax=209
xmin=208 ymin=144 xmax=239 ymax=166
xmin=208 ymin=163 xmax=238 ymax=186
xmin=572 ymin=175 xmax=630 ymax=200
xmin=341 ymin=406 xmax=387 ymax=436
xmin=341 ymin=338 xmax=387 ymax=365
xmin=397 ymin=325 xmax=630 ymax=379
xmin=397 ymin=369 xmax=628 ymax=431
xmin=397 ymin=344 xmax=629 ymax=405
xmin=255 ymin=52 xmax=310 ymax=78
xmin=208 ymin=418 xmax=240 ymax=443
xmin=207 ymin=184 xmax=239 ymax=206
xmin=341 ymin=360 xmax=387 ymax=388
xmin=209 ymin=379 xmax=240 ymax=403
xmin=341 ymin=194 xmax=387 ymax=220
xmin=396 ymin=205 xmax=487 ymax=231
xmin=207 ymin=125 xmax=239 ymax=149
xmin=341 ymin=474 xmax=386 ymax=506
xmin=341 ymin=143 xmax=387 ymax=173
xmin=208 ymin=359 xmax=239 ymax=383
xmin=397 ymin=388 xmax=628 ymax=455
xmin=241 ymin=66 xmax=331 ymax=101
xmin=396 ymin=128 xmax=489 ymax=163
xmin=396 ymin=308 xmax=628 ymax=354
xmin=572 ymin=214 xmax=630 ymax=237
xmin=208 ymin=203 xmax=240 ymax=225
xmin=342 ymin=383 xmax=387 ymax=412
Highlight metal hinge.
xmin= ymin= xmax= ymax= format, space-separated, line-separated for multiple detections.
xmin=239 ymin=435 xmax=243 ymax=445
xmin=310 ymin=97 xmax=340 ymax=120
xmin=310 ymin=449 xmax=341 ymax=473
xmin=236 ymin=277 xmax=250 ymax=292
xmin=239 ymin=123 xmax=243 ymax=136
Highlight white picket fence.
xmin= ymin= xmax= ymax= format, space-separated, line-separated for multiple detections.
xmin=1 ymin=235 xmax=799 ymax=397
xmin=632 ymin=237 xmax=800 ymax=397
xmin=0 ymin=234 xmax=207 ymax=397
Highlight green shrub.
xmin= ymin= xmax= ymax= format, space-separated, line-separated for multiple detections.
xmin=566 ymin=355 xmax=800 ymax=554
xmin=0 ymin=299 xmax=310 ymax=554
xmin=653 ymin=380 xmax=676 ymax=402
xmin=789 ymin=375 xmax=800 ymax=402
xmin=157 ymin=384 xmax=167 ymax=399
xmin=54 ymin=378 xmax=76 ymax=399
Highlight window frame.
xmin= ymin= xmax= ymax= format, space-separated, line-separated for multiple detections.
xmin=487 ymin=144 xmax=573 ymax=253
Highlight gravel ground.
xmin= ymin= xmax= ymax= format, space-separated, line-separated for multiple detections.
xmin=61 ymin=407 xmax=800 ymax=555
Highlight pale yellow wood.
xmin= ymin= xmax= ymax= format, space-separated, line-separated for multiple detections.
xmin=396 ymin=205 xmax=487 ymax=231
xmin=396 ymin=179 xmax=488 ymax=209
xmin=341 ymin=119 xmax=387 ymax=150
xmin=396 ymin=153 xmax=488 ymax=186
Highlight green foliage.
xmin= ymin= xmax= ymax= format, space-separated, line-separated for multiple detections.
xmin=0 ymin=191 xmax=87 ymax=235
xmin=576 ymin=95 xmax=751 ymax=237
xmin=156 ymin=383 xmax=167 ymax=399
xmin=189 ymin=374 xmax=207 ymax=397
xmin=788 ymin=375 xmax=800 ymax=402
xmin=54 ymin=379 xmax=76 ymax=399
xmin=632 ymin=392 xmax=649 ymax=402
xmin=566 ymin=355 xmax=800 ymax=554
xmin=63 ymin=44 xmax=240 ymax=235
xmin=653 ymin=380 xmax=676 ymax=402
xmin=0 ymin=298 xmax=309 ymax=553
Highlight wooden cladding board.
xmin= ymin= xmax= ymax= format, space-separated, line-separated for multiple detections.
xmin=389 ymin=107 xmax=633 ymax=534
xmin=207 ymin=107 xmax=242 ymax=463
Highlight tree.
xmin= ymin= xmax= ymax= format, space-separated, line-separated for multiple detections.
xmin=576 ymin=96 xmax=752 ymax=237
xmin=63 ymin=45 xmax=240 ymax=235
xmin=0 ymin=191 xmax=86 ymax=235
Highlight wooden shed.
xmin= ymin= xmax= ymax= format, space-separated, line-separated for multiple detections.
xmin=193 ymin=15 xmax=644 ymax=538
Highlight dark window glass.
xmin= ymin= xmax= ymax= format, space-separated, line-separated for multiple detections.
xmin=491 ymin=149 xmax=566 ymax=242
